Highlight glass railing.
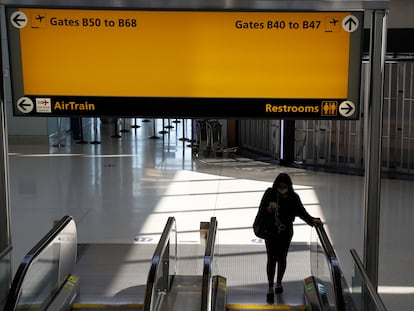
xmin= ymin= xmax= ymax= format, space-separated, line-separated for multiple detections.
xmin=349 ymin=249 xmax=387 ymax=311
xmin=0 ymin=245 xmax=12 ymax=310
xmin=310 ymin=224 xmax=346 ymax=311
xmin=144 ymin=217 xmax=177 ymax=311
xmin=201 ymin=217 xmax=218 ymax=311
xmin=144 ymin=217 xmax=222 ymax=311
xmin=4 ymin=216 xmax=77 ymax=311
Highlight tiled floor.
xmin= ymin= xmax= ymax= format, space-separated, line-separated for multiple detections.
xmin=8 ymin=118 xmax=414 ymax=310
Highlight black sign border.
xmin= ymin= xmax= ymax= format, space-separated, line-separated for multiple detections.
xmin=14 ymin=96 xmax=358 ymax=120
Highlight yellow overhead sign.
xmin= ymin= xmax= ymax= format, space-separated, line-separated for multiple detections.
xmin=15 ymin=9 xmax=355 ymax=98
xmin=8 ymin=8 xmax=363 ymax=118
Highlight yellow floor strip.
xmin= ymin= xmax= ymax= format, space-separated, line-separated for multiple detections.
xmin=226 ymin=304 xmax=306 ymax=310
xmin=72 ymin=303 xmax=143 ymax=309
xmin=72 ymin=302 xmax=305 ymax=310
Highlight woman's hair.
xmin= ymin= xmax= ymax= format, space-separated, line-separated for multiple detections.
xmin=272 ymin=173 xmax=294 ymax=192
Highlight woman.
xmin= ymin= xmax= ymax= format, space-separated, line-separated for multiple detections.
xmin=258 ymin=173 xmax=322 ymax=303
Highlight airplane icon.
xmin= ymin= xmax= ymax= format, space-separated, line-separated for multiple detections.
xmin=330 ymin=18 xmax=339 ymax=26
xmin=31 ymin=13 xmax=46 ymax=29
xmin=35 ymin=14 xmax=45 ymax=22
xmin=325 ymin=17 xmax=340 ymax=32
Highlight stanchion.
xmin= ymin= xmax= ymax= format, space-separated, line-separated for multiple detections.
xmin=158 ymin=118 xmax=169 ymax=134
xmin=131 ymin=118 xmax=141 ymax=129
xmin=188 ymin=119 xmax=199 ymax=156
xmin=111 ymin=118 xmax=121 ymax=138
xmin=76 ymin=117 xmax=88 ymax=144
xmin=172 ymin=119 xmax=180 ymax=124
xmin=90 ymin=118 xmax=101 ymax=144
xmin=165 ymin=119 xmax=174 ymax=129
xmin=52 ymin=117 xmax=65 ymax=148
xmin=179 ymin=119 xmax=189 ymax=141
xmin=149 ymin=119 xmax=160 ymax=139
xmin=120 ymin=118 xmax=130 ymax=133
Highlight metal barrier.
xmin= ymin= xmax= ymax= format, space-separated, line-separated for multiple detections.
xmin=238 ymin=119 xmax=281 ymax=159
xmin=195 ymin=120 xmax=223 ymax=156
xmin=296 ymin=58 xmax=414 ymax=173
xmin=238 ymin=56 xmax=414 ymax=175
xmin=350 ymin=249 xmax=387 ymax=311
xmin=143 ymin=217 xmax=177 ymax=311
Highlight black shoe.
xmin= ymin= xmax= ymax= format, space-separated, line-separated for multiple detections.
xmin=275 ymin=284 xmax=284 ymax=294
xmin=266 ymin=292 xmax=274 ymax=304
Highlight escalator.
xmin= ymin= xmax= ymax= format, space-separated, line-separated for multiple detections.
xmin=143 ymin=217 xmax=225 ymax=311
xmin=3 ymin=215 xmax=377 ymax=311
xmin=224 ymin=224 xmax=352 ymax=311
xmin=4 ymin=216 xmax=79 ymax=311
xmin=3 ymin=216 xmax=224 ymax=311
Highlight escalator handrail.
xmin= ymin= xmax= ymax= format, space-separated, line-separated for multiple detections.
xmin=144 ymin=216 xmax=177 ymax=311
xmin=350 ymin=249 xmax=387 ymax=311
xmin=314 ymin=224 xmax=346 ymax=311
xmin=0 ymin=244 xmax=13 ymax=309
xmin=4 ymin=215 xmax=75 ymax=311
xmin=201 ymin=217 xmax=218 ymax=311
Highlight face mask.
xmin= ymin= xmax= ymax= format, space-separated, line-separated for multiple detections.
xmin=277 ymin=188 xmax=288 ymax=195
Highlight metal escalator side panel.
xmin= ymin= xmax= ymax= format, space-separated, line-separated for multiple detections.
xmin=211 ymin=275 xmax=226 ymax=311
xmin=201 ymin=217 xmax=218 ymax=311
xmin=45 ymin=274 xmax=80 ymax=311
xmin=156 ymin=275 xmax=203 ymax=311
xmin=4 ymin=216 xmax=77 ymax=311
xmin=304 ymin=276 xmax=332 ymax=311
xmin=144 ymin=217 xmax=177 ymax=311
xmin=312 ymin=224 xmax=346 ymax=311
xmin=0 ymin=245 xmax=12 ymax=311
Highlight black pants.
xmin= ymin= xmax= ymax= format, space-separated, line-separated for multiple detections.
xmin=264 ymin=227 xmax=293 ymax=287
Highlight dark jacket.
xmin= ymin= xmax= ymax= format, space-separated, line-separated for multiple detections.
xmin=258 ymin=187 xmax=314 ymax=237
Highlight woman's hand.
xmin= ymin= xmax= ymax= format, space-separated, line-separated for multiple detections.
xmin=312 ymin=218 xmax=323 ymax=226
xmin=266 ymin=202 xmax=278 ymax=213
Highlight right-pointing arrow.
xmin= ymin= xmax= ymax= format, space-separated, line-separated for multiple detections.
xmin=340 ymin=103 xmax=353 ymax=114
xmin=339 ymin=101 xmax=356 ymax=117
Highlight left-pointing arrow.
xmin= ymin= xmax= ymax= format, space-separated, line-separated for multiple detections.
xmin=16 ymin=97 xmax=34 ymax=114
xmin=10 ymin=11 xmax=28 ymax=29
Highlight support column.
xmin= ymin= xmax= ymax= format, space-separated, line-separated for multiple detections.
xmin=0 ymin=99 xmax=11 ymax=254
xmin=0 ymin=5 xmax=11 ymax=255
xmin=363 ymin=9 xmax=387 ymax=289
xmin=280 ymin=120 xmax=295 ymax=166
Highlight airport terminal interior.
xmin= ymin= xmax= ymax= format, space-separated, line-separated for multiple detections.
xmin=2 ymin=0 xmax=414 ymax=310
xmin=3 ymin=118 xmax=414 ymax=310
